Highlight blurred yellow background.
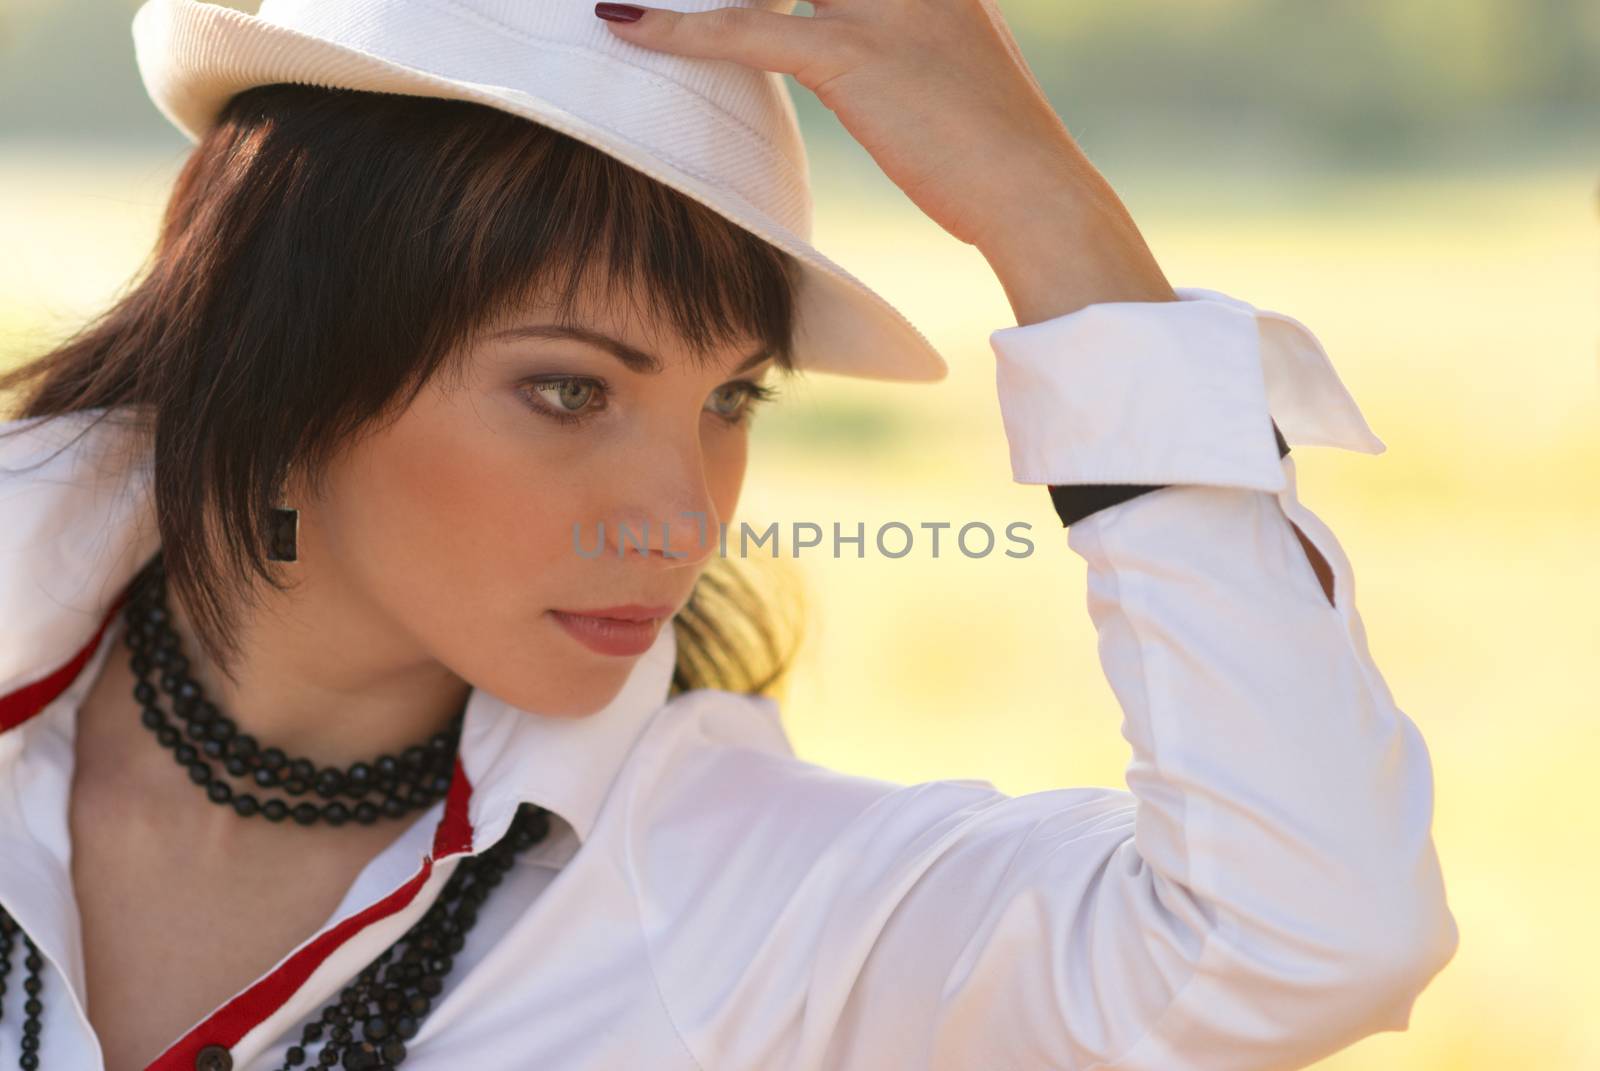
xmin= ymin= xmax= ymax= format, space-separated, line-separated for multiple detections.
xmin=3 ymin=1 xmax=1597 ymax=1067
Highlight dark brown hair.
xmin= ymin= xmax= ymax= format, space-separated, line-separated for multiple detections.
xmin=0 ymin=83 xmax=805 ymax=700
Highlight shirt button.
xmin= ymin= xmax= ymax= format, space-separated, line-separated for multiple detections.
xmin=194 ymin=1044 xmax=233 ymax=1071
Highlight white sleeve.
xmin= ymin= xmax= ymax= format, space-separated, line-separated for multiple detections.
xmin=839 ymin=290 xmax=1456 ymax=1069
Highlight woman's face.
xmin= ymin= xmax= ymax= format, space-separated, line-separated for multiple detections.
xmin=298 ymin=282 xmax=781 ymax=717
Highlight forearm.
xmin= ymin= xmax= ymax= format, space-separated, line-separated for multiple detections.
xmin=974 ymin=157 xmax=1178 ymax=325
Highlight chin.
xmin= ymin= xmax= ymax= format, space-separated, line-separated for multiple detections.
xmin=517 ymin=671 xmax=629 ymax=719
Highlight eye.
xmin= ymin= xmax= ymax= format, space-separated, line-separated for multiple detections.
xmin=518 ymin=376 xmax=608 ymax=425
xmin=706 ymin=380 xmax=781 ymax=427
xmin=515 ymin=375 xmax=781 ymax=428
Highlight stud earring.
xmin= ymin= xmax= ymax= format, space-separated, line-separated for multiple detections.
xmin=267 ymin=470 xmax=299 ymax=563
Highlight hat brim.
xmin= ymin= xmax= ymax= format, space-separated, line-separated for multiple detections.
xmin=131 ymin=0 xmax=949 ymax=384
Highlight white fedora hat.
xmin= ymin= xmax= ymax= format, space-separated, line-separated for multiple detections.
xmin=128 ymin=0 xmax=950 ymax=384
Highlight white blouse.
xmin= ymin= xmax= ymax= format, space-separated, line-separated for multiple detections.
xmin=0 ymin=287 xmax=1459 ymax=1071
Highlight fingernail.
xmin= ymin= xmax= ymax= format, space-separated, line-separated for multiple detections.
xmin=595 ymin=3 xmax=646 ymax=22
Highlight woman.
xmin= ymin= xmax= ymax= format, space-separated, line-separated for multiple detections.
xmin=0 ymin=0 xmax=1457 ymax=1068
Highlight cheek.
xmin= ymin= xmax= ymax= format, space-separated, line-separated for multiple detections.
xmin=345 ymin=412 xmax=582 ymax=600
xmin=704 ymin=428 xmax=749 ymax=525
xmin=318 ymin=399 xmax=626 ymax=713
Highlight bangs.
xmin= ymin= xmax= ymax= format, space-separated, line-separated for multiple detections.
xmin=430 ymin=106 xmax=803 ymax=382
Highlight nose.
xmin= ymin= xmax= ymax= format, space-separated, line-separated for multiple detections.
xmin=606 ymin=508 xmax=719 ymax=565
xmin=603 ymin=446 xmax=723 ymax=568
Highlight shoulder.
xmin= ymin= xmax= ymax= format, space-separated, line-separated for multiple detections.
xmin=620 ymin=689 xmax=931 ymax=879
xmin=614 ymin=689 xmax=1138 ymax=1066
xmin=627 ymin=685 xmax=1128 ymax=830
xmin=622 ymin=686 xmax=905 ymax=854
xmin=619 ymin=686 xmax=1139 ymax=925
xmin=621 ymin=686 xmax=1134 ymax=886
xmin=616 ymin=688 xmax=995 ymax=987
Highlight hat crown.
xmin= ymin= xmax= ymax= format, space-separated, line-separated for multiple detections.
xmin=256 ymin=0 xmax=799 ymax=36
xmin=251 ymin=0 xmax=813 ymax=237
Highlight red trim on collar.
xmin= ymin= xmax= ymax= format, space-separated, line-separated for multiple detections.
xmin=433 ymin=755 xmax=475 ymax=857
xmin=0 ymin=586 xmax=130 ymax=733
xmin=145 ymin=856 xmax=440 ymax=1070
xmin=145 ymin=760 xmax=479 ymax=1069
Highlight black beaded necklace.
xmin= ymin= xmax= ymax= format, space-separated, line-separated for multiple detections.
xmin=127 ymin=555 xmax=460 ymax=827
xmin=0 ymin=554 xmax=554 ymax=1069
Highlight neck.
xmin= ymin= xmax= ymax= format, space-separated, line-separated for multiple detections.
xmin=141 ymin=558 xmax=470 ymax=772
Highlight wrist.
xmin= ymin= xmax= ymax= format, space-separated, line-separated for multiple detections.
xmin=976 ymin=169 xmax=1176 ymax=326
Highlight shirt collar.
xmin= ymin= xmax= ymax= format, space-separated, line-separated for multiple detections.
xmin=0 ymin=407 xmax=679 ymax=851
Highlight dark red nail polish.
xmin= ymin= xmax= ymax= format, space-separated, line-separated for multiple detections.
xmin=595 ymin=3 xmax=646 ymax=22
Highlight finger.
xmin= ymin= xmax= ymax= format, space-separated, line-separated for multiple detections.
xmin=594 ymin=3 xmax=828 ymax=75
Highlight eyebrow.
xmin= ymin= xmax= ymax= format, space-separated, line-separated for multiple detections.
xmin=488 ymin=324 xmax=774 ymax=375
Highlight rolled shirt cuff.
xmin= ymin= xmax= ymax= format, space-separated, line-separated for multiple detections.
xmin=990 ymin=287 xmax=1385 ymax=492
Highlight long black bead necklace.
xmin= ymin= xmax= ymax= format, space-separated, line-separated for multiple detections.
xmin=265 ymin=805 xmax=550 ymax=1070
xmin=0 ymin=553 xmax=554 ymax=1069
xmin=0 ymin=915 xmax=45 ymax=1070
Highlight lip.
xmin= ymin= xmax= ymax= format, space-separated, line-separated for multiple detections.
xmin=553 ymin=603 xmax=676 ymax=622
xmin=547 ymin=606 xmax=672 ymax=657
